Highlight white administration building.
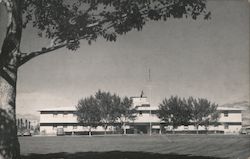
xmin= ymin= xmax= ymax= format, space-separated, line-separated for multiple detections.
xmin=39 ymin=97 xmax=243 ymax=135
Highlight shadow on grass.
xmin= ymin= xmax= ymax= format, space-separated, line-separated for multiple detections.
xmin=22 ymin=151 xmax=225 ymax=159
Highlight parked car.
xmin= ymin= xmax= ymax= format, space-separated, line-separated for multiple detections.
xmin=240 ymin=126 xmax=250 ymax=135
xmin=23 ymin=130 xmax=31 ymax=136
xmin=17 ymin=130 xmax=31 ymax=136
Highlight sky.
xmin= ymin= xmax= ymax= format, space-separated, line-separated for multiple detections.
xmin=0 ymin=1 xmax=249 ymax=116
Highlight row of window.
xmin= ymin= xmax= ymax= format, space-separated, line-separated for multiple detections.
xmin=138 ymin=111 xmax=230 ymax=117
xmin=50 ymin=113 xmax=231 ymax=121
xmin=165 ymin=125 xmax=229 ymax=130
xmin=52 ymin=124 xmax=230 ymax=130
xmin=51 ymin=112 xmax=157 ymax=117
xmin=53 ymin=113 xmax=77 ymax=117
xmin=53 ymin=125 xmax=78 ymax=129
xmin=51 ymin=111 xmax=229 ymax=117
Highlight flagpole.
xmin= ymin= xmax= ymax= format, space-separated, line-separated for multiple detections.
xmin=148 ymin=68 xmax=152 ymax=136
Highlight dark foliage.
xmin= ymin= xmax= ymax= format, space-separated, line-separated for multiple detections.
xmin=22 ymin=0 xmax=210 ymax=50
xmin=76 ymin=90 xmax=134 ymax=132
xmin=188 ymin=97 xmax=219 ymax=129
xmin=76 ymin=95 xmax=101 ymax=129
xmin=158 ymin=96 xmax=218 ymax=129
xmin=158 ymin=96 xmax=192 ymax=128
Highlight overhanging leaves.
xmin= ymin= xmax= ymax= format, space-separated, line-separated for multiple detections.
xmin=22 ymin=0 xmax=210 ymax=51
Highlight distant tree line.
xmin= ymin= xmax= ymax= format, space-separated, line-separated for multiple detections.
xmin=158 ymin=96 xmax=219 ymax=134
xmin=76 ymin=90 xmax=136 ymax=136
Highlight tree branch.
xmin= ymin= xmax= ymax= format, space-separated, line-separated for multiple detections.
xmin=0 ymin=68 xmax=15 ymax=86
xmin=18 ymin=33 xmax=93 ymax=67
xmin=18 ymin=42 xmax=67 ymax=67
xmin=16 ymin=2 xmax=184 ymax=68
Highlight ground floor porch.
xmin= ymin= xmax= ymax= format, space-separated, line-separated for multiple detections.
xmin=40 ymin=122 xmax=242 ymax=136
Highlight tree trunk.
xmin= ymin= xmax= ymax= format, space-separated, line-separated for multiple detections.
xmin=0 ymin=1 xmax=23 ymax=158
xmin=104 ymin=127 xmax=107 ymax=135
xmin=88 ymin=127 xmax=92 ymax=137
xmin=205 ymin=126 xmax=208 ymax=135
xmin=123 ymin=123 xmax=126 ymax=135
xmin=104 ymin=124 xmax=107 ymax=135
xmin=0 ymin=67 xmax=20 ymax=159
xmin=172 ymin=125 xmax=175 ymax=134
xmin=196 ymin=124 xmax=199 ymax=134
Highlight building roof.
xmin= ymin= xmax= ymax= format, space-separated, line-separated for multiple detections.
xmin=130 ymin=96 xmax=148 ymax=98
xmin=39 ymin=107 xmax=76 ymax=112
xmin=136 ymin=106 xmax=159 ymax=111
xmin=39 ymin=106 xmax=159 ymax=111
xmin=217 ymin=107 xmax=243 ymax=111
xmin=39 ymin=106 xmax=244 ymax=112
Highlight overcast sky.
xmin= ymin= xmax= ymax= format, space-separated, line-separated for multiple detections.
xmin=0 ymin=1 xmax=249 ymax=116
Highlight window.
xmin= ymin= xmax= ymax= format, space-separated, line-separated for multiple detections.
xmin=73 ymin=112 xmax=77 ymax=117
xmin=224 ymin=124 xmax=229 ymax=129
xmin=151 ymin=111 xmax=157 ymax=115
xmin=73 ymin=125 xmax=77 ymax=129
xmin=53 ymin=112 xmax=58 ymax=117
xmin=139 ymin=111 xmax=142 ymax=116
xmin=224 ymin=111 xmax=228 ymax=117
xmin=63 ymin=112 xmax=68 ymax=117
xmin=63 ymin=125 xmax=67 ymax=128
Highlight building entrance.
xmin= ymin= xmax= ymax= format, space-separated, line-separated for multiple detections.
xmin=134 ymin=125 xmax=149 ymax=134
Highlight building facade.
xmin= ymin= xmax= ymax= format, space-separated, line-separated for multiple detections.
xmin=39 ymin=97 xmax=243 ymax=135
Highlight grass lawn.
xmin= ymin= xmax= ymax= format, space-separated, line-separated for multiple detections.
xmin=20 ymin=135 xmax=250 ymax=159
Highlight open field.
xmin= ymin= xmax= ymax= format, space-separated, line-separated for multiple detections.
xmin=20 ymin=135 xmax=250 ymax=159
